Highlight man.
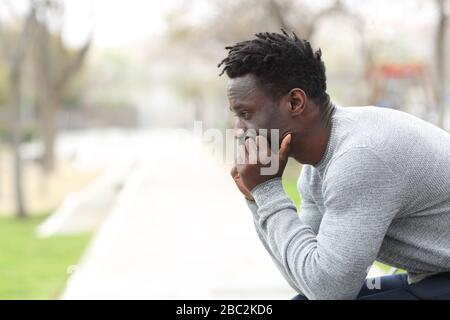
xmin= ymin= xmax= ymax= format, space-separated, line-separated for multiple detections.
xmin=218 ymin=30 xmax=450 ymax=300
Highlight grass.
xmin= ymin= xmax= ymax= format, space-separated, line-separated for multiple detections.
xmin=282 ymin=177 xmax=301 ymax=209
xmin=0 ymin=214 xmax=91 ymax=299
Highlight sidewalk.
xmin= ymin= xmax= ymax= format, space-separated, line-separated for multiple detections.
xmin=62 ymin=130 xmax=295 ymax=299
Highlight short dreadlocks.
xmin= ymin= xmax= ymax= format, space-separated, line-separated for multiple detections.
xmin=218 ymin=30 xmax=329 ymax=106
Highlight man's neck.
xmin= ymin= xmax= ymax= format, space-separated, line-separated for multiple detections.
xmin=290 ymin=102 xmax=336 ymax=166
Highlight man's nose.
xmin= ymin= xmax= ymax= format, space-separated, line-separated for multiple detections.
xmin=234 ymin=129 xmax=245 ymax=142
xmin=234 ymin=118 xmax=247 ymax=131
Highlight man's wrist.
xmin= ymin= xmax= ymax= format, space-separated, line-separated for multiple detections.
xmin=250 ymin=177 xmax=285 ymax=207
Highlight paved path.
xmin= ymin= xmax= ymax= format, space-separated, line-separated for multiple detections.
xmin=62 ymin=130 xmax=295 ymax=299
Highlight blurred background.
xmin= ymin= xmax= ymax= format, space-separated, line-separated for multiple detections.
xmin=0 ymin=0 xmax=448 ymax=299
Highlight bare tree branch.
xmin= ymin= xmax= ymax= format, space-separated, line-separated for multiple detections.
xmin=56 ymin=33 xmax=92 ymax=92
xmin=0 ymin=0 xmax=39 ymax=218
xmin=10 ymin=4 xmax=37 ymax=75
xmin=268 ymin=0 xmax=290 ymax=30
xmin=0 ymin=19 xmax=12 ymax=60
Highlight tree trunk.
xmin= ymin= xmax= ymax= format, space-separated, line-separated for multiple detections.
xmin=33 ymin=17 xmax=91 ymax=173
xmin=39 ymin=94 xmax=58 ymax=172
xmin=9 ymin=73 xmax=27 ymax=218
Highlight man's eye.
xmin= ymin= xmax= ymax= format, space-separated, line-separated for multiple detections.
xmin=239 ymin=111 xmax=250 ymax=119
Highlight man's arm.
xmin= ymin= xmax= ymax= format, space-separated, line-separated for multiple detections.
xmin=245 ymin=166 xmax=323 ymax=294
xmin=297 ymin=165 xmax=323 ymax=235
xmin=232 ymin=160 xmax=324 ymax=294
xmin=251 ymin=148 xmax=403 ymax=299
xmin=246 ymin=199 xmax=302 ymax=293
xmin=231 ymin=161 xmax=305 ymax=293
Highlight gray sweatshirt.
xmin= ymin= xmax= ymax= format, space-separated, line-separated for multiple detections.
xmin=247 ymin=105 xmax=450 ymax=300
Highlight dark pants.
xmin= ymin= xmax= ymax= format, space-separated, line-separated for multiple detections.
xmin=291 ymin=273 xmax=450 ymax=300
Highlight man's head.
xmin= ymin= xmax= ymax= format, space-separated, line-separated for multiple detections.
xmin=218 ymin=30 xmax=331 ymax=143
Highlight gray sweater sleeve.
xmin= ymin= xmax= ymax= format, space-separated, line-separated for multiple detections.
xmin=245 ymin=167 xmax=324 ymax=294
xmin=297 ymin=167 xmax=323 ymax=235
xmin=251 ymin=148 xmax=403 ymax=300
xmin=245 ymin=199 xmax=303 ymax=293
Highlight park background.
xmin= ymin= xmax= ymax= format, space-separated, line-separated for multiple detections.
xmin=0 ymin=0 xmax=449 ymax=299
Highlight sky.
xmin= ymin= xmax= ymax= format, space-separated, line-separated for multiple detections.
xmin=63 ymin=0 xmax=177 ymax=47
xmin=0 ymin=0 xmax=439 ymax=48
xmin=63 ymin=0 xmax=438 ymax=48
xmin=0 ymin=0 xmax=190 ymax=47
xmin=63 ymin=0 xmax=214 ymax=48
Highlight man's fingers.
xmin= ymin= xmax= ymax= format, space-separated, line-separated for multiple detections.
xmin=244 ymin=137 xmax=257 ymax=164
xmin=279 ymin=134 xmax=292 ymax=161
xmin=255 ymin=135 xmax=271 ymax=155
xmin=230 ymin=165 xmax=255 ymax=201
xmin=236 ymin=138 xmax=248 ymax=164
xmin=230 ymin=165 xmax=238 ymax=178
xmin=255 ymin=135 xmax=272 ymax=165
xmin=245 ymin=133 xmax=291 ymax=158
xmin=234 ymin=128 xmax=245 ymax=141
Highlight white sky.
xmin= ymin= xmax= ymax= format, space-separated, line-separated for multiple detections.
xmin=0 ymin=0 xmax=192 ymax=47
xmin=63 ymin=0 xmax=439 ymax=48
xmin=63 ymin=0 xmax=182 ymax=47
xmin=0 ymin=0 xmax=439 ymax=49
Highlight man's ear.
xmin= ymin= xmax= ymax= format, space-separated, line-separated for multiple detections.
xmin=286 ymin=88 xmax=306 ymax=116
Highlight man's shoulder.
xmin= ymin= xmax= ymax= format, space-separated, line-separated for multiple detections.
xmin=325 ymin=146 xmax=398 ymax=180
xmin=335 ymin=105 xmax=410 ymax=126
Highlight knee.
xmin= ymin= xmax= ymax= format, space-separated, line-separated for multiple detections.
xmin=291 ymin=293 xmax=308 ymax=300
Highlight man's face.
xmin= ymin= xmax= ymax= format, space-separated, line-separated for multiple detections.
xmin=227 ymin=74 xmax=291 ymax=142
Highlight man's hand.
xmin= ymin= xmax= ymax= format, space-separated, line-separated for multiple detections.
xmin=230 ymin=165 xmax=255 ymax=201
xmin=235 ymin=133 xmax=291 ymax=192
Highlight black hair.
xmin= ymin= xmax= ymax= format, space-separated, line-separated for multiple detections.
xmin=218 ymin=29 xmax=329 ymax=106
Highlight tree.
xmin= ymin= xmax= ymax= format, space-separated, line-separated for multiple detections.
xmin=166 ymin=0 xmax=369 ymax=106
xmin=0 ymin=2 xmax=38 ymax=218
xmin=33 ymin=0 xmax=92 ymax=172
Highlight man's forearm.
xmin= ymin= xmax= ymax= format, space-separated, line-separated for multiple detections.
xmin=245 ymin=199 xmax=303 ymax=294
xmin=250 ymin=176 xmax=385 ymax=300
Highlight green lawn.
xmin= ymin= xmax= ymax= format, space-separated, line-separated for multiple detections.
xmin=0 ymin=214 xmax=91 ymax=299
xmin=282 ymin=177 xmax=301 ymax=209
